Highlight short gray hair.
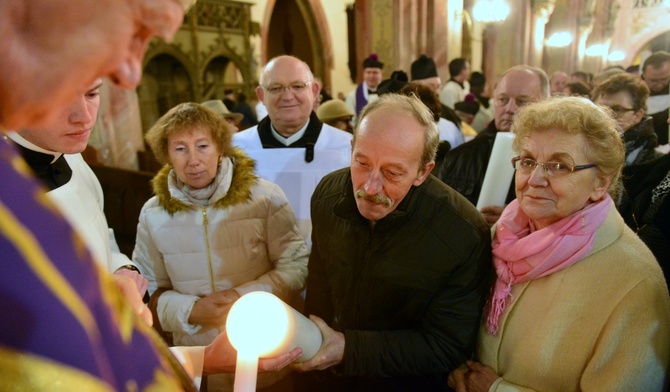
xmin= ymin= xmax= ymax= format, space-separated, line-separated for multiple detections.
xmin=353 ymin=94 xmax=439 ymax=167
xmin=512 ymin=96 xmax=624 ymax=199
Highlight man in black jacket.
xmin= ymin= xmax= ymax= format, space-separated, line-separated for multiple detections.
xmin=434 ymin=65 xmax=549 ymax=226
xmin=294 ymin=94 xmax=492 ymax=391
xmin=641 ymin=51 xmax=670 ymax=145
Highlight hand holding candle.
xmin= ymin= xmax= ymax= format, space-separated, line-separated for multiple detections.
xmin=291 ymin=314 xmax=345 ymax=372
xmin=226 ymin=291 xmax=323 ymax=392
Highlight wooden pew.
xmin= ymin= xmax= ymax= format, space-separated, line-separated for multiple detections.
xmin=90 ymin=164 xmax=155 ymax=258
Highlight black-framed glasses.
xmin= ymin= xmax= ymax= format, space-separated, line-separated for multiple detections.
xmin=643 ymin=76 xmax=670 ymax=86
xmin=511 ymin=156 xmax=596 ymax=177
xmin=263 ymin=81 xmax=312 ymax=95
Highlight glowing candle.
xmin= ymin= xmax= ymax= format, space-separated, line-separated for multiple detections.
xmin=476 ymin=132 xmax=516 ymax=209
xmin=226 ymin=291 xmax=323 ymax=392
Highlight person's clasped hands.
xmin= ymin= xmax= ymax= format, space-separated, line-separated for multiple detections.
xmin=448 ymin=360 xmax=501 ymax=392
xmin=189 ymin=289 xmax=241 ymax=327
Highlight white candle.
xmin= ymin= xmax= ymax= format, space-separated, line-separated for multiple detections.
xmin=233 ymin=350 xmax=258 ymax=392
xmin=476 ymin=132 xmax=516 ymax=209
xmin=227 ymin=292 xmax=324 ymax=392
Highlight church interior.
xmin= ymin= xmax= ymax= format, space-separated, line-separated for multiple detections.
xmin=4 ymin=0 xmax=670 ymax=388
xmin=83 ymin=0 xmax=670 ymax=256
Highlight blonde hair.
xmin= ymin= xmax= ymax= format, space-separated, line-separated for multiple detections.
xmin=145 ymin=102 xmax=234 ymax=165
xmin=354 ymin=94 xmax=439 ymax=167
xmin=511 ymin=96 xmax=624 ymax=199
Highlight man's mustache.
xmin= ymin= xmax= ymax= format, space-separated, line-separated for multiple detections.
xmin=355 ymin=189 xmax=393 ymax=207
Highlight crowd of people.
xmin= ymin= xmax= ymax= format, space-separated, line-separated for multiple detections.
xmin=1 ymin=1 xmax=669 ymax=391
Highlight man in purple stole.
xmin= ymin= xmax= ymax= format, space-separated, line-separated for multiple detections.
xmin=0 ymin=139 xmax=196 ymax=389
xmin=345 ymin=54 xmax=384 ymax=120
xmin=0 ymin=0 xmax=300 ymax=389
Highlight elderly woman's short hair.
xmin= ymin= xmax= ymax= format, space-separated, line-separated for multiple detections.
xmin=145 ymin=102 xmax=234 ymax=165
xmin=354 ymin=94 xmax=439 ymax=167
xmin=591 ymin=73 xmax=650 ymax=112
xmin=511 ymin=96 xmax=625 ymax=199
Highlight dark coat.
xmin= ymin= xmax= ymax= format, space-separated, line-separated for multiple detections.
xmin=433 ymin=122 xmax=515 ymax=206
xmin=623 ymin=116 xmax=664 ymax=166
xmin=619 ymin=153 xmax=670 ymax=287
xmin=301 ymin=169 xmax=493 ymax=392
xmin=650 ymin=108 xmax=669 ymax=145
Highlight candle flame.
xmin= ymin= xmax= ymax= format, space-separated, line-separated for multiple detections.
xmin=227 ymin=291 xmax=291 ymax=357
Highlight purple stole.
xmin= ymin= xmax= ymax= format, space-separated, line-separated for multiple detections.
xmin=0 ymin=139 xmax=195 ymax=390
xmin=355 ymin=83 xmax=368 ymax=116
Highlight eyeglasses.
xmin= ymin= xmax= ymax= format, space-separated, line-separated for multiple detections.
xmin=605 ymin=105 xmax=636 ymax=116
xmin=644 ymin=76 xmax=670 ymax=86
xmin=511 ymin=156 xmax=596 ymax=177
xmin=263 ymin=81 xmax=312 ymax=95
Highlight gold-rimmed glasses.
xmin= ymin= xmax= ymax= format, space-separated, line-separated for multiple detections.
xmin=511 ymin=156 xmax=596 ymax=177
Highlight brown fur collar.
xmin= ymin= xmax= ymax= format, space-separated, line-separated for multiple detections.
xmin=151 ymin=147 xmax=258 ymax=215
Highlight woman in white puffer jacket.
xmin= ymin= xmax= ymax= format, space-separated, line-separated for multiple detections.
xmin=133 ymin=102 xmax=309 ymax=391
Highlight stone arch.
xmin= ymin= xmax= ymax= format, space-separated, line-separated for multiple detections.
xmin=260 ymin=0 xmax=333 ymax=90
xmin=200 ymin=46 xmax=256 ymax=98
xmin=608 ymin=3 xmax=670 ymax=66
xmin=143 ymin=42 xmax=198 ymax=90
xmin=138 ymin=52 xmax=195 ymax=131
xmin=627 ymin=28 xmax=670 ymax=66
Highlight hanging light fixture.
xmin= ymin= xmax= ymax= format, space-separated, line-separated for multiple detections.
xmin=545 ymin=32 xmax=573 ymax=47
xmin=585 ymin=43 xmax=608 ymax=57
xmin=473 ymin=0 xmax=511 ymax=23
xmin=608 ymin=51 xmax=626 ymax=62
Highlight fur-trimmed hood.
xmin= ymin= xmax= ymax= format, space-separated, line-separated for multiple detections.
xmin=151 ymin=147 xmax=258 ymax=215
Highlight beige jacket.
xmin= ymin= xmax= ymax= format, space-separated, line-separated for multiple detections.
xmin=134 ymin=148 xmax=308 ymax=347
xmin=479 ymin=207 xmax=670 ymax=391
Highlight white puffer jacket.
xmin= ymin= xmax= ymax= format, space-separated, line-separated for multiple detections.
xmin=133 ymin=148 xmax=309 ymax=347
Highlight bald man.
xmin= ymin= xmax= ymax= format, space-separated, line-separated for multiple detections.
xmin=233 ymin=55 xmax=352 ymax=246
xmin=434 ymin=65 xmax=550 ymax=225
xmin=549 ymin=71 xmax=568 ymax=95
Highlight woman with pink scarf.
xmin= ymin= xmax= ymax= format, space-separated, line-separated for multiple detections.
xmin=449 ymin=97 xmax=670 ymax=391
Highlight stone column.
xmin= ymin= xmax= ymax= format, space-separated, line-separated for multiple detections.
xmin=529 ymin=0 xmax=555 ymax=68
xmin=575 ymin=15 xmax=593 ymax=71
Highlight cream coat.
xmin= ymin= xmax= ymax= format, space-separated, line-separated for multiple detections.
xmin=133 ymin=149 xmax=308 ymax=347
xmin=479 ymin=207 xmax=670 ymax=391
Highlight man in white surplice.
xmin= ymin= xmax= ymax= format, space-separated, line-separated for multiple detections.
xmin=233 ymin=55 xmax=352 ymax=247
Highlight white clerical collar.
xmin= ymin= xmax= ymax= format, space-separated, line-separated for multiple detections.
xmin=271 ymin=119 xmax=310 ymax=146
xmin=364 ymin=81 xmax=378 ymax=93
xmin=5 ymin=132 xmax=62 ymax=163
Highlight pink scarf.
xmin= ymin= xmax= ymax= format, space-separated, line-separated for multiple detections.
xmin=486 ymin=195 xmax=612 ymax=335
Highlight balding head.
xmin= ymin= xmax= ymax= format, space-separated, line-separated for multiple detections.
xmin=256 ymin=55 xmax=319 ymax=136
xmin=493 ymin=65 xmax=549 ymax=131
xmin=0 ymin=0 xmax=185 ymax=130
xmin=550 ymin=71 xmax=568 ymax=95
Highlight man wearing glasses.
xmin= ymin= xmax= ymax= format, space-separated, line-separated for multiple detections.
xmin=434 ymin=65 xmax=550 ymax=226
xmin=642 ymin=51 xmax=670 ymax=145
xmin=233 ymin=55 xmax=352 ymax=246
xmin=593 ymin=72 xmax=663 ymax=166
